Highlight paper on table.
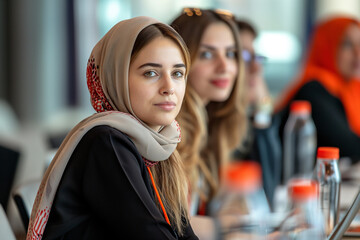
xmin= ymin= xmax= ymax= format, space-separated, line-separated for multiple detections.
xmin=341 ymin=183 xmax=359 ymax=209
xmin=328 ymin=188 xmax=360 ymax=240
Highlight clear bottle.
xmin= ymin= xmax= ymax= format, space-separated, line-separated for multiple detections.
xmin=210 ymin=161 xmax=270 ymax=239
xmin=279 ymin=178 xmax=326 ymax=240
xmin=314 ymin=147 xmax=341 ymax=235
xmin=283 ymin=100 xmax=317 ymax=184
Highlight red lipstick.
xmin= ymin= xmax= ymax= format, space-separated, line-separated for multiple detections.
xmin=210 ymin=78 xmax=230 ymax=88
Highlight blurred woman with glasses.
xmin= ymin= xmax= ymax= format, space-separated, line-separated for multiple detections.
xmin=234 ymin=19 xmax=281 ymax=207
xmin=236 ymin=20 xmax=270 ymax=118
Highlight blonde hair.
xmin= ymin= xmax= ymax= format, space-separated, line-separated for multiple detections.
xmin=172 ymin=10 xmax=248 ymax=203
xmin=131 ymin=23 xmax=191 ymax=235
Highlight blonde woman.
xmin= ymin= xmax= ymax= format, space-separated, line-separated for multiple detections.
xmin=171 ymin=9 xmax=247 ymax=238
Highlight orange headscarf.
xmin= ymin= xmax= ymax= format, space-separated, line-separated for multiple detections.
xmin=275 ymin=16 xmax=360 ymax=136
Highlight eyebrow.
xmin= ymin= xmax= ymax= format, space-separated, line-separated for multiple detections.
xmin=174 ymin=63 xmax=186 ymax=68
xmin=200 ymin=44 xmax=237 ymax=51
xmin=138 ymin=63 xmax=161 ymax=69
xmin=200 ymin=44 xmax=216 ymax=51
xmin=138 ymin=63 xmax=186 ymax=69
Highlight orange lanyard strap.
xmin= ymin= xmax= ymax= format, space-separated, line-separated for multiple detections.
xmin=146 ymin=166 xmax=171 ymax=225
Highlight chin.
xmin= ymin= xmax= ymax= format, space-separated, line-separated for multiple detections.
xmin=353 ymin=71 xmax=360 ymax=78
xmin=211 ymin=93 xmax=232 ymax=102
xmin=211 ymin=96 xmax=231 ymax=102
xmin=158 ymin=119 xmax=175 ymax=127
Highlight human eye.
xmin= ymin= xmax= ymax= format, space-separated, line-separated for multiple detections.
xmin=226 ymin=50 xmax=237 ymax=59
xmin=341 ymin=37 xmax=356 ymax=50
xmin=342 ymin=39 xmax=351 ymax=47
xmin=199 ymin=50 xmax=213 ymax=59
xmin=172 ymin=70 xmax=185 ymax=79
xmin=143 ymin=70 xmax=158 ymax=78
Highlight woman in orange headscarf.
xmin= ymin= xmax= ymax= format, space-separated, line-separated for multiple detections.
xmin=275 ymin=16 xmax=360 ymax=162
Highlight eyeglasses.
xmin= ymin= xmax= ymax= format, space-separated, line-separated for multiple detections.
xmin=242 ymin=49 xmax=267 ymax=64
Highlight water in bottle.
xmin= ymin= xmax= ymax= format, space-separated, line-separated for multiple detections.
xmin=314 ymin=147 xmax=341 ymax=235
xmin=279 ymin=178 xmax=326 ymax=240
xmin=210 ymin=161 xmax=270 ymax=239
xmin=283 ymin=100 xmax=317 ymax=184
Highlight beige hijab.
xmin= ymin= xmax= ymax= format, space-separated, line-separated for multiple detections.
xmin=27 ymin=16 xmax=182 ymax=240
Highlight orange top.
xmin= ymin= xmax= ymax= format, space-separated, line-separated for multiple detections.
xmin=317 ymin=146 xmax=340 ymax=159
xmin=288 ymin=179 xmax=318 ymax=201
xmin=223 ymin=161 xmax=262 ymax=193
xmin=275 ymin=16 xmax=360 ymax=136
xmin=290 ymin=100 xmax=311 ymax=114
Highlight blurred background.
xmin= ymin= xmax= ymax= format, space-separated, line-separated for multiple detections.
xmin=2 ymin=0 xmax=360 ymax=129
xmin=1 ymin=0 xmax=360 ymax=238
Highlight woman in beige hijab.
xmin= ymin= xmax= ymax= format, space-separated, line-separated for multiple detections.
xmin=26 ymin=16 xmax=198 ymax=240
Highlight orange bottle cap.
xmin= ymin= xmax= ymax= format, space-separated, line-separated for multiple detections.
xmin=317 ymin=147 xmax=339 ymax=159
xmin=290 ymin=100 xmax=311 ymax=113
xmin=223 ymin=161 xmax=262 ymax=192
xmin=288 ymin=179 xmax=318 ymax=200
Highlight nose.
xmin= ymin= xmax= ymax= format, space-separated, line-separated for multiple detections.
xmin=161 ymin=87 xmax=175 ymax=95
xmin=160 ymin=74 xmax=175 ymax=95
xmin=355 ymin=45 xmax=360 ymax=57
xmin=216 ymin=55 xmax=227 ymax=73
xmin=250 ymin=60 xmax=261 ymax=74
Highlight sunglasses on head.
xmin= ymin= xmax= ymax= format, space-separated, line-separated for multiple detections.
xmin=182 ymin=8 xmax=235 ymax=19
xmin=183 ymin=8 xmax=202 ymax=16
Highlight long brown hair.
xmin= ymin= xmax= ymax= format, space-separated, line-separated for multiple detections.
xmin=171 ymin=10 xmax=248 ymax=204
xmin=131 ymin=23 xmax=191 ymax=235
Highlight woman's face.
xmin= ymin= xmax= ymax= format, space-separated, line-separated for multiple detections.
xmin=129 ymin=36 xmax=186 ymax=131
xmin=337 ymin=23 xmax=360 ymax=79
xmin=188 ymin=22 xmax=238 ymax=105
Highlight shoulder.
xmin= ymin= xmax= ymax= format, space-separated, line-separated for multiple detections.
xmin=294 ymin=80 xmax=344 ymax=111
xmin=83 ymin=125 xmax=131 ymax=140
xmin=80 ymin=125 xmax=136 ymax=149
xmin=73 ymin=125 xmax=142 ymax=166
xmin=295 ymin=80 xmax=334 ymax=100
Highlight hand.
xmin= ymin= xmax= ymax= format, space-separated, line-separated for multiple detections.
xmin=247 ymin=74 xmax=270 ymax=107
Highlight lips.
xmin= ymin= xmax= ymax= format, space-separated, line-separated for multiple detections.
xmin=154 ymin=102 xmax=176 ymax=111
xmin=210 ymin=78 xmax=230 ymax=88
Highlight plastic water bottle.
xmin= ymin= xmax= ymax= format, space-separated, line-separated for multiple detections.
xmin=283 ymin=100 xmax=317 ymax=184
xmin=314 ymin=147 xmax=341 ymax=235
xmin=279 ymin=178 xmax=326 ymax=240
xmin=210 ymin=161 xmax=270 ymax=239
